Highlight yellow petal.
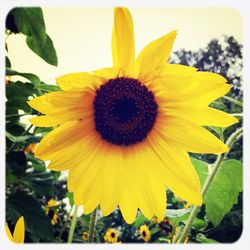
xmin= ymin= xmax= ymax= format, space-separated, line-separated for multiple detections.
xmin=112 ymin=7 xmax=135 ymax=76
xmin=146 ymin=133 xmax=202 ymax=205
xmin=56 ymin=72 xmax=102 ymax=91
xmin=157 ymin=116 xmax=228 ymax=154
xmin=152 ymin=70 xmax=230 ymax=108
xmin=136 ymin=30 xmax=177 ymax=83
xmin=119 ymin=188 xmax=138 ymax=224
xmin=163 ymin=64 xmax=197 ymax=74
xmin=29 ymin=108 xmax=84 ymax=127
xmin=5 ymin=223 xmax=14 ymax=242
xmin=124 ymin=145 xmax=167 ymax=220
xmin=165 ymin=107 xmax=238 ymax=127
xmin=35 ymin=121 xmax=84 ymax=160
xmin=28 ymin=89 xmax=94 ymax=127
xmin=83 ymin=192 xmax=99 ymax=214
xmin=13 ymin=216 xmax=25 ymax=243
xmin=99 ymin=147 xmax=124 ymax=216
xmin=92 ymin=67 xmax=121 ymax=80
xmin=28 ymin=88 xmax=94 ymax=115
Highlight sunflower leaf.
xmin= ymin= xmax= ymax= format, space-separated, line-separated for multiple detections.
xmin=196 ymin=233 xmax=219 ymax=243
xmin=26 ymin=34 xmax=58 ymax=66
xmin=134 ymin=213 xmax=148 ymax=228
xmin=6 ymin=190 xmax=54 ymax=241
xmin=11 ymin=7 xmax=46 ymax=40
xmin=6 ymin=131 xmax=30 ymax=143
xmin=9 ymin=7 xmax=58 ymax=66
xmin=6 ymin=68 xmax=41 ymax=86
xmin=204 ymin=160 xmax=242 ymax=226
xmin=191 ymin=158 xmax=208 ymax=186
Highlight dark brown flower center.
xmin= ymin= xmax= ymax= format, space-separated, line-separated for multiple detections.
xmin=93 ymin=77 xmax=158 ymax=146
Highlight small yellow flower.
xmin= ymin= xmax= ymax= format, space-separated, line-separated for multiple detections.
xmin=47 ymin=199 xmax=59 ymax=207
xmin=45 ymin=199 xmax=59 ymax=225
xmin=45 ymin=208 xmax=58 ymax=225
xmin=104 ymin=228 xmax=119 ymax=243
xmin=139 ymin=224 xmax=151 ymax=242
xmin=82 ymin=232 xmax=89 ymax=241
xmin=24 ymin=143 xmax=37 ymax=154
xmin=5 ymin=216 xmax=25 ymax=243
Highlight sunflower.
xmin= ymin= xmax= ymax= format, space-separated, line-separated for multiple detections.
xmin=46 ymin=198 xmax=59 ymax=207
xmin=139 ymin=224 xmax=151 ymax=242
xmin=5 ymin=216 xmax=25 ymax=243
xmin=82 ymin=231 xmax=89 ymax=241
xmin=45 ymin=199 xmax=59 ymax=225
xmin=28 ymin=7 xmax=238 ymax=224
xmin=104 ymin=228 xmax=119 ymax=243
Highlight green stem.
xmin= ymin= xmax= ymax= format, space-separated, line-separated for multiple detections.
xmin=67 ymin=205 xmax=78 ymax=243
xmin=231 ymin=113 xmax=243 ymax=118
xmin=222 ymin=96 xmax=243 ymax=107
xmin=6 ymin=113 xmax=27 ymax=118
xmin=176 ymin=127 xmax=243 ymax=243
xmin=88 ymin=208 xmax=97 ymax=243
xmin=6 ymin=123 xmax=34 ymax=153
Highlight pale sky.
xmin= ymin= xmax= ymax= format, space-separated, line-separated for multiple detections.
xmin=7 ymin=7 xmax=242 ymax=84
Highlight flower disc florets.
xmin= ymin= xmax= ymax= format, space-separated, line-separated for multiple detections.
xmin=93 ymin=77 xmax=158 ymax=146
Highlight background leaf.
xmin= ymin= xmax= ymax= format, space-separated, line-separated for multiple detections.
xmin=11 ymin=7 xmax=46 ymax=40
xmin=6 ymin=68 xmax=41 ymax=86
xmin=191 ymin=158 xmax=208 ymax=186
xmin=6 ymin=190 xmax=54 ymax=241
xmin=26 ymin=34 xmax=58 ymax=66
xmin=7 ymin=7 xmax=58 ymax=66
xmin=204 ymin=160 xmax=243 ymax=226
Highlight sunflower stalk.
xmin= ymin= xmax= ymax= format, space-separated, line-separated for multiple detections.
xmin=176 ymin=126 xmax=243 ymax=243
xmin=222 ymin=96 xmax=243 ymax=107
xmin=67 ymin=205 xmax=78 ymax=243
xmin=88 ymin=208 xmax=97 ymax=243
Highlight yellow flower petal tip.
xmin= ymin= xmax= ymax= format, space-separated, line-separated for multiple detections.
xmin=5 ymin=216 xmax=25 ymax=243
xmin=28 ymin=7 xmax=238 ymax=224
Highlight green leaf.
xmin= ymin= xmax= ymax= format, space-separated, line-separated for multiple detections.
xmin=12 ymin=7 xmax=46 ymax=41
xmin=6 ymin=56 xmax=11 ymax=67
xmin=196 ymin=233 xmax=218 ymax=243
xmin=6 ymin=190 xmax=54 ymax=241
xmin=134 ymin=213 xmax=148 ymax=228
xmin=82 ymin=214 xmax=91 ymax=226
xmin=169 ymin=212 xmax=190 ymax=227
xmin=192 ymin=218 xmax=208 ymax=230
xmin=191 ymin=158 xmax=208 ymax=186
xmin=166 ymin=208 xmax=192 ymax=218
xmin=23 ymin=171 xmax=54 ymax=196
xmin=6 ymin=68 xmax=41 ymax=85
xmin=6 ymin=131 xmax=30 ymax=143
xmin=38 ymin=84 xmax=60 ymax=93
xmin=67 ymin=192 xmax=74 ymax=207
xmin=9 ymin=7 xmax=58 ymax=66
xmin=150 ymin=226 xmax=160 ymax=235
xmin=6 ymin=151 xmax=26 ymax=177
xmin=6 ymin=81 xmax=39 ymax=114
xmin=26 ymin=34 xmax=58 ymax=66
xmin=204 ymin=160 xmax=243 ymax=226
xmin=209 ymin=126 xmax=224 ymax=137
